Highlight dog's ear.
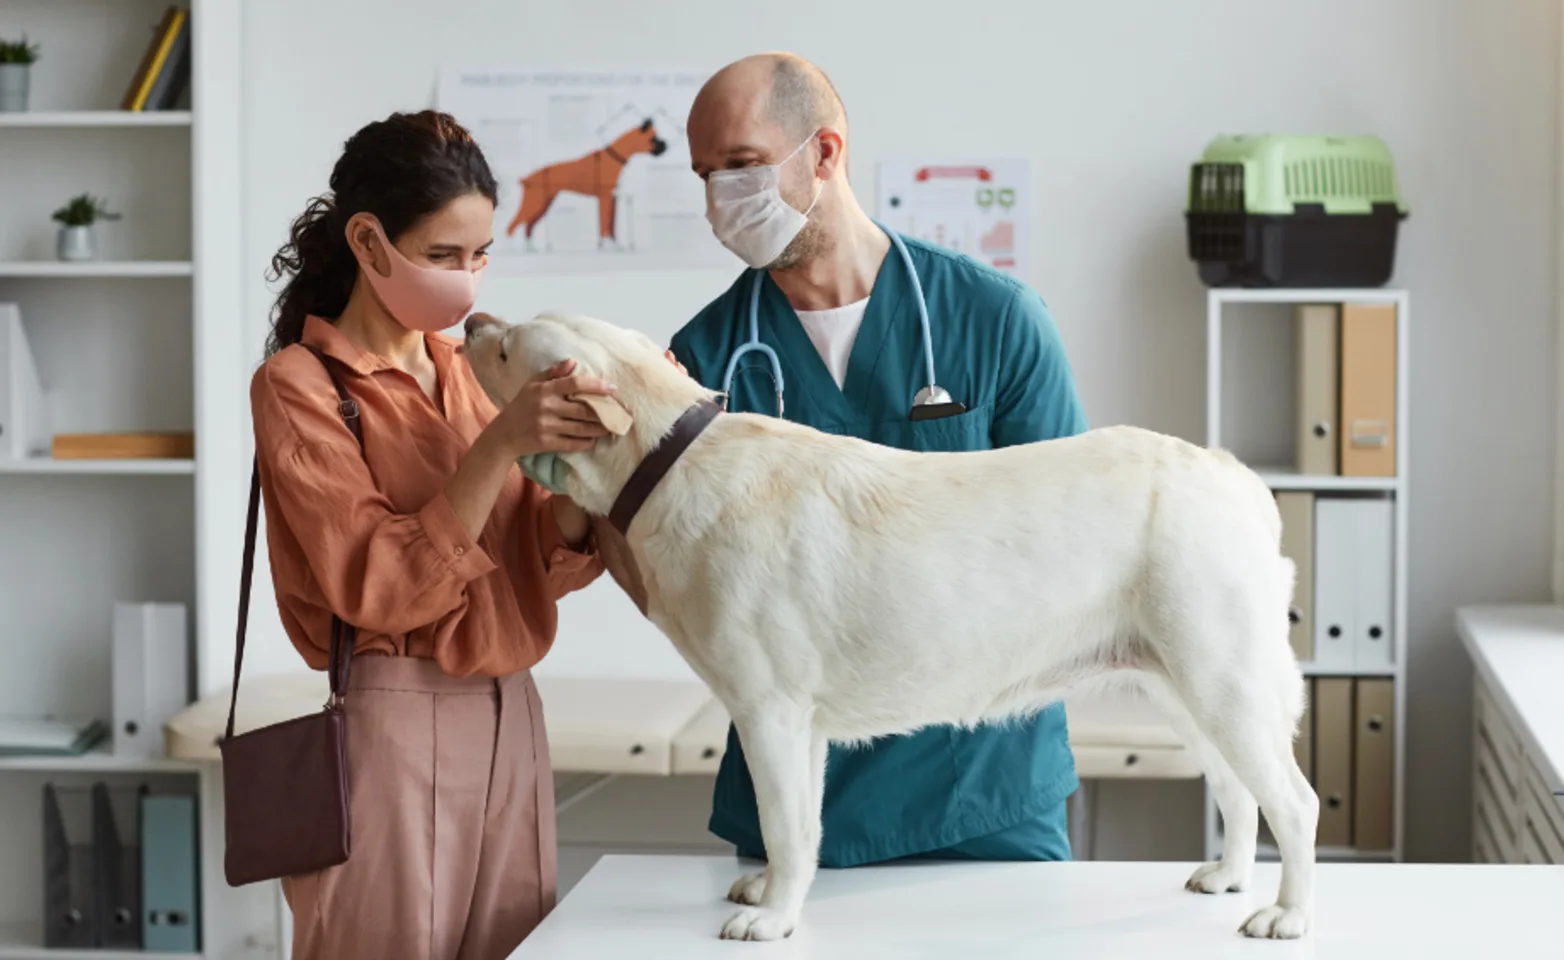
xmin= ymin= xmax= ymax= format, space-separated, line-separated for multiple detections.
xmin=573 ymin=393 xmax=634 ymax=436
xmin=640 ymin=118 xmax=653 ymax=132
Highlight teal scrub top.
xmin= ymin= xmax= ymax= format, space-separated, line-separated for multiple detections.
xmin=668 ymin=234 xmax=1088 ymax=868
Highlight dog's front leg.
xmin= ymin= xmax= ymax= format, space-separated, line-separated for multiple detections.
xmin=719 ymin=707 xmax=822 ymax=942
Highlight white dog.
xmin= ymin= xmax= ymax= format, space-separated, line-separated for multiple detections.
xmin=464 ymin=312 xmax=1318 ymax=943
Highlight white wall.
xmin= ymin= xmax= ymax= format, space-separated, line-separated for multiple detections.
xmin=235 ymin=0 xmax=1560 ymax=864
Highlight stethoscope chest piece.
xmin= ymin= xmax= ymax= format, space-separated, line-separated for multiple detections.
xmin=910 ymin=385 xmax=966 ymax=422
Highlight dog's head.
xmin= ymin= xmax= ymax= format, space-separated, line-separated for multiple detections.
xmin=629 ymin=118 xmax=668 ymax=157
xmin=463 ymin=312 xmax=711 ymax=514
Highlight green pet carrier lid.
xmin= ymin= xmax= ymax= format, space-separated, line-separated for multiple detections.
xmin=1188 ymin=134 xmax=1409 ymax=217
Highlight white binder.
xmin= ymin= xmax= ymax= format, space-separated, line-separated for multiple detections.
xmin=111 ymin=603 xmax=190 ymax=759
xmin=0 ymin=304 xmax=49 ymax=460
xmin=1350 ymin=499 xmax=1396 ymax=671
xmin=1312 ymin=498 xmax=1395 ymax=673
xmin=1312 ymin=499 xmax=1357 ymax=671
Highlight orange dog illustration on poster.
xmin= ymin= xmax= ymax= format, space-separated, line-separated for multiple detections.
xmin=505 ymin=119 xmax=668 ymax=248
xmin=436 ymin=68 xmax=735 ymax=273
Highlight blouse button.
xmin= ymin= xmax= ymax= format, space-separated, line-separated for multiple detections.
xmin=454 ymin=546 xmax=465 ymax=557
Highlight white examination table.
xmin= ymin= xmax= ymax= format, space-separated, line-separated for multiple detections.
xmin=510 ymin=856 xmax=1562 ymax=958
xmin=166 ymin=672 xmax=1200 ymax=782
xmin=168 ymin=674 xmax=1205 ymax=956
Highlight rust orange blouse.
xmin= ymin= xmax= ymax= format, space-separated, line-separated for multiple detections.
xmin=250 ymin=315 xmax=603 ymax=678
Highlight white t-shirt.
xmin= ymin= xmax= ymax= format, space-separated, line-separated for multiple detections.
xmin=793 ymin=297 xmax=870 ymax=390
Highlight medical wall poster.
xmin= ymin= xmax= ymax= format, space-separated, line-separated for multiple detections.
xmin=435 ymin=68 xmax=736 ymax=274
xmin=875 ymin=160 xmax=1030 ymax=281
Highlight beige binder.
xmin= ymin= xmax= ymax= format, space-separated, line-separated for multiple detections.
xmin=1353 ymin=679 xmax=1395 ymax=851
xmin=1275 ymin=492 xmax=1315 ymax=662
xmin=1340 ymin=303 xmax=1397 ymax=477
xmin=1293 ymin=678 xmax=1314 ymax=783
xmin=1313 ymin=678 xmax=1354 ymax=846
xmin=1294 ymin=304 xmax=1339 ymax=475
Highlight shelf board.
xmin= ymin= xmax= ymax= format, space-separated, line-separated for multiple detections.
xmin=1209 ymin=287 xmax=1406 ymax=305
xmin=1253 ymin=468 xmax=1398 ymax=492
xmin=0 ymin=922 xmax=199 ymax=959
xmin=0 ymin=110 xmax=192 ymax=129
xmin=1298 ymin=664 xmax=1398 ymax=678
xmin=0 ymin=746 xmax=198 ymax=774
xmin=0 ymin=458 xmax=194 ymax=476
xmin=0 ymin=261 xmax=193 ymax=279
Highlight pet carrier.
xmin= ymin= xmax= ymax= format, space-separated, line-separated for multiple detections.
xmin=1185 ymin=134 xmax=1409 ymax=288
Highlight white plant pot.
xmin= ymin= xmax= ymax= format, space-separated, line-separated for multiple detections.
xmin=0 ymin=63 xmax=29 ymax=113
xmin=57 ymin=226 xmax=97 ymax=262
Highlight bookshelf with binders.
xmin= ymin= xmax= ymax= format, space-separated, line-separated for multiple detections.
xmin=1203 ymin=287 xmax=1410 ymax=865
xmin=0 ymin=1 xmax=243 ymax=956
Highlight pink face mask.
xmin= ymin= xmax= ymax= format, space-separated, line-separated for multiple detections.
xmin=358 ymin=217 xmax=486 ymax=333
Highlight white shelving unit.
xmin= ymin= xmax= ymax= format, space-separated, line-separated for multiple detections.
xmin=1201 ymin=287 xmax=1410 ymax=865
xmin=0 ymin=1 xmax=247 ymax=957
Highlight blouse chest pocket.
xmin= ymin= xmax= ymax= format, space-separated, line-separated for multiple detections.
xmin=869 ymin=404 xmax=993 ymax=454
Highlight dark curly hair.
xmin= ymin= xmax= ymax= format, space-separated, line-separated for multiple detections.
xmin=264 ymin=110 xmax=499 ymax=355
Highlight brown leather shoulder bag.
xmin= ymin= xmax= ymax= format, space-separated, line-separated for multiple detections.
xmin=219 ymin=345 xmax=362 ymax=886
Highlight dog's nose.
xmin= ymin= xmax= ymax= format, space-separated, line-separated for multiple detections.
xmin=465 ymin=313 xmax=499 ymax=338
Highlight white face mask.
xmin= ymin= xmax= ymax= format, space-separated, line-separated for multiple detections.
xmin=705 ymin=134 xmax=825 ymax=268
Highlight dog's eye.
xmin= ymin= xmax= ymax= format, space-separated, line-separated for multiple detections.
xmin=499 ymin=346 xmax=508 ymax=363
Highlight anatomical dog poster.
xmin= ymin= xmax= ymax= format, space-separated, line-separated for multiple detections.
xmin=875 ymin=159 xmax=1030 ymax=281
xmin=436 ymin=67 xmax=736 ymax=274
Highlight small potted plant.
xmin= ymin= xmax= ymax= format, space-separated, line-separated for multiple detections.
xmin=0 ymin=35 xmax=39 ymax=112
xmin=52 ymin=193 xmax=122 ymax=262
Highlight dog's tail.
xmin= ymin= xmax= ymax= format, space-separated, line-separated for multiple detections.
xmin=1220 ymin=451 xmax=1307 ymax=729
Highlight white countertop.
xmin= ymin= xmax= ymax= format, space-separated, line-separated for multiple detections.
xmin=511 ymin=855 xmax=1563 ymax=958
xmin=1456 ymin=604 xmax=1564 ymax=793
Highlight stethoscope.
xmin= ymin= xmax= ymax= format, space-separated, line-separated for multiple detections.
xmin=719 ymin=222 xmax=967 ymax=422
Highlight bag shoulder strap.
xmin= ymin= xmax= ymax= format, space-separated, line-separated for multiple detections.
xmin=225 ymin=345 xmax=365 ymax=740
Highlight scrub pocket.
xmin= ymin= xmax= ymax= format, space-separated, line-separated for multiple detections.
xmin=874 ymin=403 xmax=993 ymax=453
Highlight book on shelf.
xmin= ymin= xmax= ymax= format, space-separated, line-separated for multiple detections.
xmin=52 ymin=432 xmax=195 ymax=460
xmin=0 ymin=716 xmax=110 ymax=757
xmin=121 ymin=6 xmax=190 ymax=112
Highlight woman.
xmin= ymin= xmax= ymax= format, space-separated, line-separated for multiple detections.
xmin=251 ymin=109 xmax=610 ymax=959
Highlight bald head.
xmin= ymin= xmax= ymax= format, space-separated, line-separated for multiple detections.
xmin=688 ymin=53 xmax=854 ymax=271
xmin=764 ymin=54 xmax=846 ymax=142
xmin=688 ymin=53 xmax=847 ymax=179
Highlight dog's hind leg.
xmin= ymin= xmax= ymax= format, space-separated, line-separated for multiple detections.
xmin=1140 ymin=678 xmax=1258 ymax=894
xmin=1159 ymin=658 xmax=1316 ymax=939
xmin=719 ymin=707 xmax=824 ymax=941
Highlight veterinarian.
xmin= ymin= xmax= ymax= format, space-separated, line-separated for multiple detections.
xmin=670 ymin=53 xmax=1089 ymax=869
xmin=250 ymin=110 xmax=615 ymax=958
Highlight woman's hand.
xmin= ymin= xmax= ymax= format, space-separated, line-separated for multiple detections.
xmin=485 ymin=359 xmax=617 ymax=459
xmin=550 ymin=495 xmax=591 ymax=549
xmin=664 ymin=349 xmax=687 ymax=377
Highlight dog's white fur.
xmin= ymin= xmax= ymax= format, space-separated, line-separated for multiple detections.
xmin=464 ymin=312 xmax=1319 ymax=942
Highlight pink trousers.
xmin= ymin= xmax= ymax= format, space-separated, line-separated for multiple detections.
xmin=281 ymin=657 xmax=557 ymax=960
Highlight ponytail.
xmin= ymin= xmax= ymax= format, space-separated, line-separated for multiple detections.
xmin=264 ymin=196 xmax=357 ymax=356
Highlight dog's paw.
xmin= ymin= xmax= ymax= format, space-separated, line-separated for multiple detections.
xmin=726 ymin=871 xmax=767 ymax=905
xmin=719 ymin=906 xmax=794 ymax=941
xmin=1239 ymin=903 xmax=1311 ymax=940
xmin=1184 ymin=860 xmax=1251 ymax=894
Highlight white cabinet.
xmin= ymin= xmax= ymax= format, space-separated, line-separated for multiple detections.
xmin=1471 ymin=673 xmax=1564 ymax=865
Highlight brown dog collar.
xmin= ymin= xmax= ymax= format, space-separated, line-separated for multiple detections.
xmin=608 ymin=400 xmax=723 ymax=535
